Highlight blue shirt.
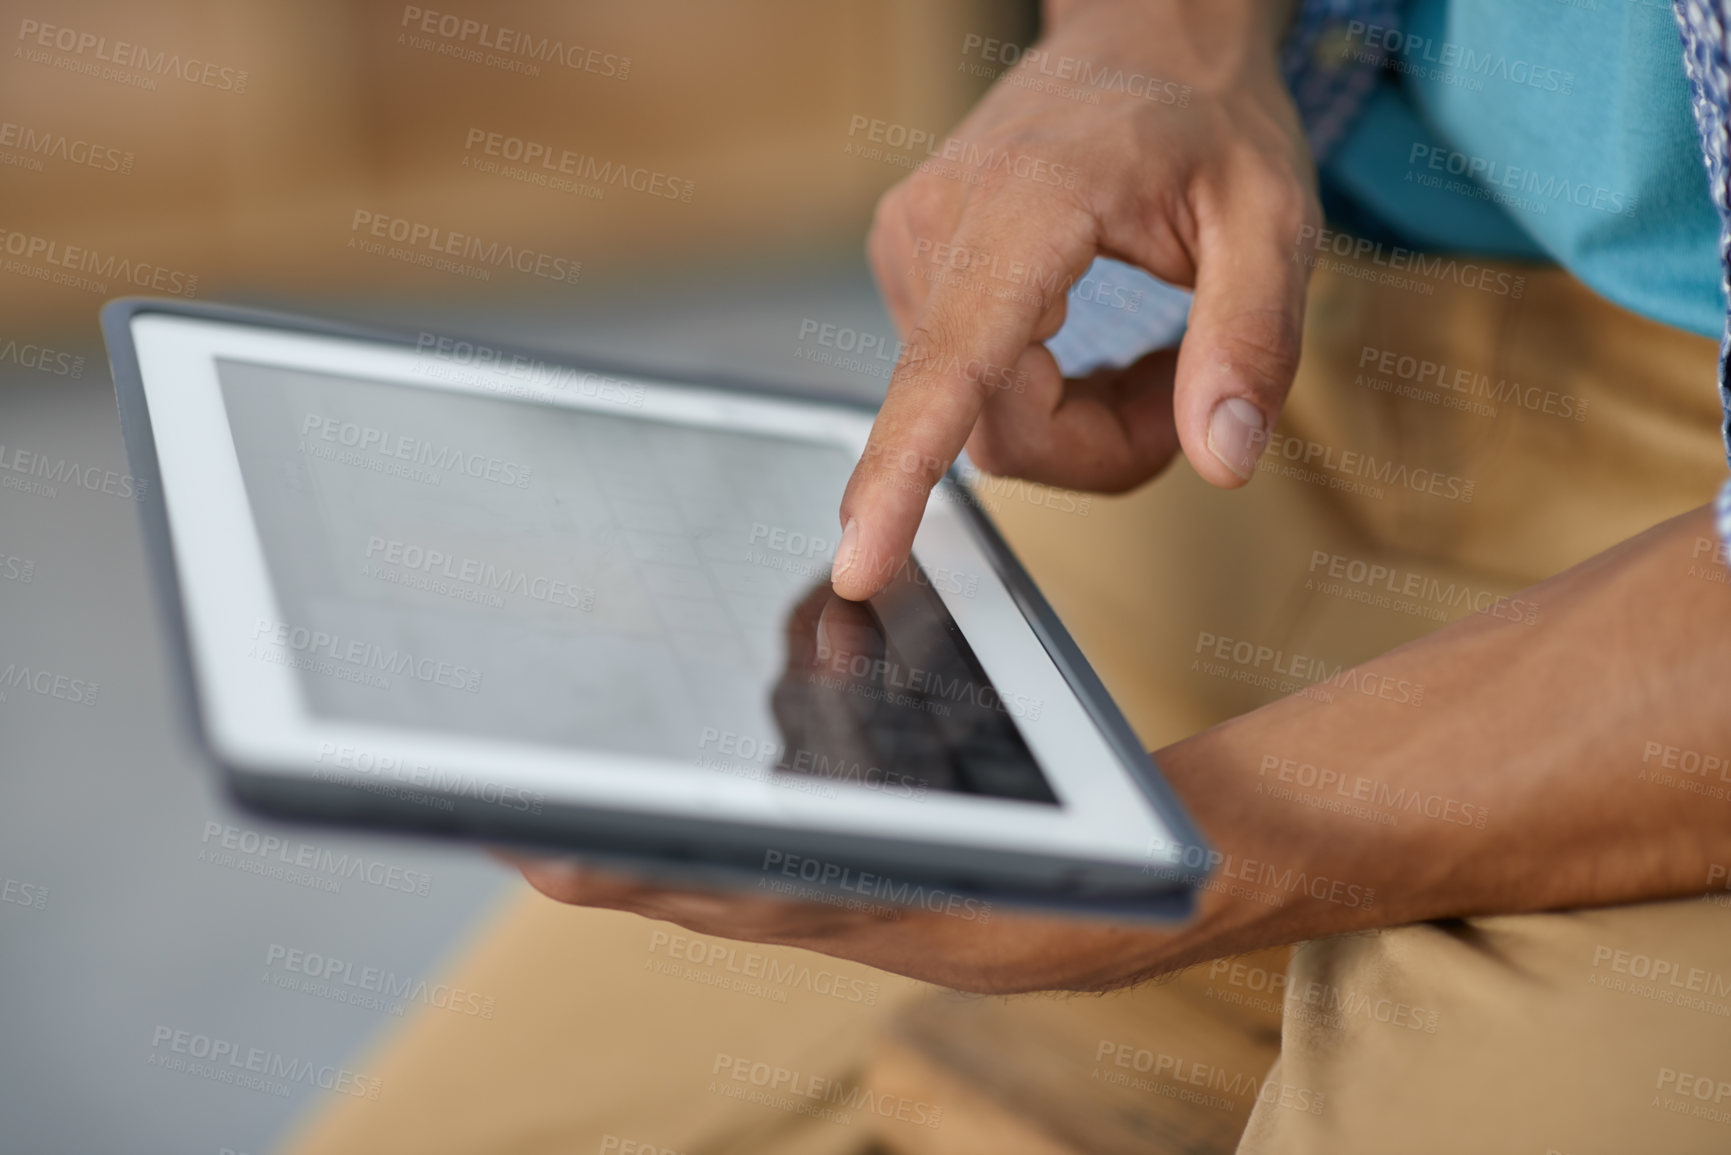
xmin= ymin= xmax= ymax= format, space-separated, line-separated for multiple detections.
xmin=1324 ymin=0 xmax=1724 ymax=340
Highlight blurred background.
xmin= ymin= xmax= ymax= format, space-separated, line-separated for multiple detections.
xmin=1 ymin=0 xmax=1031 ymax=359
xmin=0 ymin=4 xmax=1295 ymax=1154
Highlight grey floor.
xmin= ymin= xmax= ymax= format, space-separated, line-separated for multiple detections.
xmin=0 ymin=263 xmax=892 ymax=1155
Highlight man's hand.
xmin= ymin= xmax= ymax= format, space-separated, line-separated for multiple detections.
xmin=509 ymin=505 xmax=1731 ymax=994
xmin=831 ymin=0 xmax=1316 ymax=600
xmin=500 ymin=858 xmax=1203 ymax=994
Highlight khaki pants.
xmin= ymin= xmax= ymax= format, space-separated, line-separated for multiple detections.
xmin=284 ymin=253 xmax=1729 ymax=1154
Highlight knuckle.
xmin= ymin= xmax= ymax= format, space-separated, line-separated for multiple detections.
xmin=1200 ymin=148 xmax=1317 ymax=241
xmin=901 ymin=176 xmax=958 ymax=239
xmin=1238 ymin=153 xmax=1318 ymax=237
xmin=898 ymin=321 xmax=954 ymax=380
xmin=1268 ymin=181 xmax=1320 ymax=244
xmin=903 ymin=172 xmax=950 ymax=217
xmin=898 ymin=317 xmax=995 ymax=402
xmin=1215 ymin=308 xmax=1303 ymax=398
xmin=870 ymin=182 xmax=911 ymax=234
xmin=963 ymin=160 xmax=1018 ymax=203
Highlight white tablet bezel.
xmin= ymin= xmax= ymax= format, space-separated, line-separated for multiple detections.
xmin=130 ymin=313 xmax=1184 ymax=872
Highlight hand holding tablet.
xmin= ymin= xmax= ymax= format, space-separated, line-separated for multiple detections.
xmin=104 ymin=299 xmax=1207 ymax=917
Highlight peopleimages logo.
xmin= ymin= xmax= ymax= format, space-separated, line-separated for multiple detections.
xmin=648 ymin=929 xmax=882 ymax=1005
xmin=0 ymin=227 xmax=197 ymax=296
xmin=1094 ymin=1039 xmax=1327 ymax=1114
xmin=1345 ymin=21 xmax=1573 ymax=95
xmin=1 ymin=873 xmax=48 ymax=910
xmin=362 ymin=535 xmax=595 ymax=611
xmin=1204 ymin=956 xmax=1441 ymax=1034
xmin=843 ymin=115 xmax=1080 ymax=189
xmin=1257 ymin=754 xmax=1491 ymax=829
xmin=1259 ymin=431 xmax=1476 ymax=503
xmin=411 ymin=333 xmax=646 ymax=408
xmin=300 ymin=413 xmax=534 ymax=488
xmin=0 ymin=440 xmax=148 ymax=502
xmin=0 ymin=335 xmax=84 ymax=377
xmin=0 ymin=659 xmax=98 ymax=707
xmin=315 ymin=742 xmax=546 ymax=814
xmin=15 ymin=18 xmax=250 ymax=92
xmin=698 ymin=728 xmax=929 ymax=801
xmin=251 ymin=619 xmax=484 ymax=693
xmin=1655 ymin=1066 xmax=1731 ymax=1120
xmin=1356 ymin=344 xmax=1587 ymax=422
xmin=0 ymin=552 xmax=33 ymax=583
xmin=794 ymin=316 xmax=1027 ymax=393
xmin=0 ymin=119 xmax=133 ymax=174
xmin=760 ymin=850 xmax=992 ymax=922
xmin=148 ymin=1025 xmax=381 ymax=1099
xmin=1408 ymin=144 xmax=1636 ymax=216
xmin=349 ymin=210 xmax=581 ymax=284
xmin=264 ymin=942 xmax=496 ymax=1018
xmin=1591 ymin=946 xmax=1731 ymax=1000
xmin=1294 ymin=224 xmax=1525 ymax=298
xmin=808 ymin=647 xmax=1043 ymax=721
xmin=710 ymin=1053 xmax=943 ymax=1129
xmin=959 ymin=34 xmax=1192 ymax=106
xmin=463 ymin=128 xmax=693 ymax=202
xmin=1144 ymin=836 xmax=1377 ymax=910
xmin=398 ymin=6 xmax=631 ymax=79
xmin=198 ymin=821 xmax=433 ymax=896
xmin=1191 ymin=630 xmax=1426 ymax=708
xmin=1305 ymin=549 xmax=1538 ymax=627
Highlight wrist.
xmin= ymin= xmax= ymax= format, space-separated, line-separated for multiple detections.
xmin=1148 ymin=504 xmax=1731 ymax=960
xmin=1145 ymin=701 xmax=1431 ymax=965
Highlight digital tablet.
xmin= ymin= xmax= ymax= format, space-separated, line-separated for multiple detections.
xmin=102 ymin=298 xmax=1208 ymax=918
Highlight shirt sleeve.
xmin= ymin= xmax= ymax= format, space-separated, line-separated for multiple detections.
xmin=1718 ymin=477 xmax=1731 ymax=554
xmin=1672 ymin=0 xmax=1731 ymax=480
xmin=1280 ymin=0 xmax=1408 ymax=161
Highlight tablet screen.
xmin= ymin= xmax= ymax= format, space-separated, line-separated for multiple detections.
xmin=216 ymin=358 xmax=1058 ymax=805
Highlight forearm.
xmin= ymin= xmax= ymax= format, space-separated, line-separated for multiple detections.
xmin=1148 ymin=503 xmax=1731 ymax=972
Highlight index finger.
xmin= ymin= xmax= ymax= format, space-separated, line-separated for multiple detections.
xmin=831 ymin=201 xmax=1094 ymax=601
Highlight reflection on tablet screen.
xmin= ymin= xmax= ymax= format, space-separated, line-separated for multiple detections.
xmin=772 ymin=577 xmax=1057 ymax=803
xmin=217 ymin=356 xmax=1059 ymax=806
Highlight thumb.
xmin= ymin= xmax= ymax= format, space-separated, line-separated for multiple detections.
xmin=1172 ymin=183 xmax=1313 ymax=487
